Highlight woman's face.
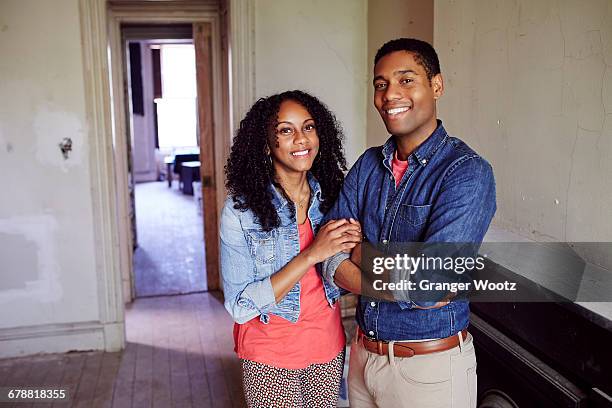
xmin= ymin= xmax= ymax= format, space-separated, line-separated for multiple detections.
xmin=268 ymin=99 xmax=319 ymax=177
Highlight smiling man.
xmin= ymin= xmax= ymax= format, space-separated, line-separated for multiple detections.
xmin=322 ymin=38 xmax=497 ymax=407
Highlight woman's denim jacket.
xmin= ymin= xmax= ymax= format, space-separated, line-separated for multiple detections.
xmin=220 ymin=173 xmax=340 ymax=324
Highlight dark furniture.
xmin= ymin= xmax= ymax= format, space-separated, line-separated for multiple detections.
xmin=471 ymin=258 xmax=612 ymax=407
xmin=168 ymin=149 xmax=199 ymax=189
xmin=173 ymin=153 xmax=199 ymax=176
xmin=164 ymin=156 xmax=174 ymax=187
xmin=180 ymin=161 xmax=200 ymax=195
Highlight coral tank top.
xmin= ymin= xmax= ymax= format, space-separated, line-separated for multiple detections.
xmin=233 ymin=218 xmax=345 ymax=369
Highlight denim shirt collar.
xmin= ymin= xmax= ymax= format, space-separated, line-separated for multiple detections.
xmin=268 ymin=172 xmax=323 ymax=211
xmin=381 ymin=119 xmax=449 ymax=171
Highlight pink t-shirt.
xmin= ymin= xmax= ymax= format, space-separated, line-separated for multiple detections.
xmin=392 ymin=150 xmax=409 ymax=187
xmin=233 ymin=218 xmax=345 ymax=369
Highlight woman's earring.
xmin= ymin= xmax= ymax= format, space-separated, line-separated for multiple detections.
xmin=265 ymin=147 xmax=273 ymax=168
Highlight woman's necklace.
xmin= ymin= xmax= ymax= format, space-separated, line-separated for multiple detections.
xmin=292 ymin=193 xmax=309 ymax=209
xmin=283 ymin=185 xmax=310 ymax=209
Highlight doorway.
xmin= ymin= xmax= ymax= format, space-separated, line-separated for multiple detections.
xmin=122 ymin=26 xmax=208 ymax=297
xmin=107 ymin=2 xmax=229 ymax=304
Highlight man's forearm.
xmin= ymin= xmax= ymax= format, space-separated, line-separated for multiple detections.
xmin=334 ymin=258 xmax=362 ymax=294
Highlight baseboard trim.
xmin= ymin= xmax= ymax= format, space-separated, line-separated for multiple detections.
xmin=0 ymin=320 xmax=123 ymax=358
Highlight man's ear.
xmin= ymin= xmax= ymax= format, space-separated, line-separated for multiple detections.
xmin=431 ymin=73 xmax=444 ymax=100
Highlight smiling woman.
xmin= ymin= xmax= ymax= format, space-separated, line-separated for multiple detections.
xmin=220 ymin=90 xmax=362 ymax=407
xmin=269 ymin=100 xmax=319 ymax=178
xmin=225 ymin=90 xmax=348 ymax=231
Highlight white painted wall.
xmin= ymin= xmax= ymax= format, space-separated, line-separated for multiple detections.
xmin=0 ymin=0 xmax=109 ymax=357
xmin=434 ymin=1 xmax=612 ymax=270
xmin=254 ymin=0 xmax=367 ymax=166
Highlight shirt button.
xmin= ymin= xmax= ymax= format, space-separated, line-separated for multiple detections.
xmin=382 ymin=239 xmax=388 ymax=244
xmin=422 ymin=159 xmax=428 ymax=164
xmin=370 ymin=301 xmax=376 ymax=307
xmin=389 ymin=175 xmax=393 ymax=180
xmin=368 ymin=330 xmax=375 ymax=336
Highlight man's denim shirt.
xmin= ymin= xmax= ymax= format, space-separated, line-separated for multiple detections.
xmin=220 ymin=173 xmax=339 ymax=325
xmin=322 ymin=121 xmax=496 ymax=341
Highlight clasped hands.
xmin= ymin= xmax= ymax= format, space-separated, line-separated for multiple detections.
xmin=346 ymin=228 xmax=450 ymax=310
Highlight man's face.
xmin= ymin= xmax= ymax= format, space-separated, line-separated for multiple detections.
xmin=373 ymin=51 xmax=443 ymax=139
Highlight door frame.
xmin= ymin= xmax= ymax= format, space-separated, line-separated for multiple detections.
xmin=107 ymin=0 xmax=230 ymax=301
xmin=79 ymin=0 xmax=253 ymax=350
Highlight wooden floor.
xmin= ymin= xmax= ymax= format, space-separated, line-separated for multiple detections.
xmin=133 ymin=181 xmax=207 ymax=297
xmin=0 ymin=293 xmax=245 ymax=408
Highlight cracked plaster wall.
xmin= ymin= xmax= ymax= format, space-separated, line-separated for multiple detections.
xmin=0 ymin=0 xmax=100 ymax=335
xmin=254 ymin=0 xmax=367 ymax=166
xmin=435 ymin=0 xmax=612 ymax=268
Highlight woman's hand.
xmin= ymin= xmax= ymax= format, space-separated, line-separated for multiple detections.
xmin=303 ymin=219 xmax=362 ymax=264
xmin=271 ymin=218 xmax=361 ymax=303
xmin=343 ymin=218 xmax=362 ymax=254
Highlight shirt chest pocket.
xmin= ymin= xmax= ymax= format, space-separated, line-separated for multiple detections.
xmin=393 ymin=204 xmax=432 ymax=241
xmin=244 ymin=229 xmax=275 ymax=275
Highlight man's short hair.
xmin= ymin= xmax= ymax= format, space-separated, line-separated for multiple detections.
xmin=374 ymin=38 xmax=441 ymax=81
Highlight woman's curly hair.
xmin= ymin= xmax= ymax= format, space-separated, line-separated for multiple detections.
xmin=225 ymin=90 xmax=347 ymax=231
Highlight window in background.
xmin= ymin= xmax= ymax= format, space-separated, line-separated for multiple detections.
xmin=155 ymin=43 xmax=197 ymax=149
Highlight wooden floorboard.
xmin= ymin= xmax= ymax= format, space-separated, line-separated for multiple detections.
xmin=0 ymin=293 xmax=243 ymax=408
xmin=53 ymin=353 xmax=87 ymax=408
xmin=32 ymin=355 xmax=66 ymax=408
xmin=183 ymin=295 xmax=212 ymax=408
xmin=197 ymin=295 xmax=233 ymax=408
xmin=111 ymin=343 xmax=136 ymax=408
xmin=92 ymin=352 xmax=121 ymax=408
xmin=73 ymin=352 xmax=103 ymax=407
xmin=151 ymin=302 xmax=172 ymax=408
xmin=132 ymin=299 xmax=154 ymax=408
xmin=169 ymin=297 xmax=192 ymax=408
xmin=0 ymin=361 xmax=11 ymax=387
xmin=21 ymin=356 xmax=59 ymax=408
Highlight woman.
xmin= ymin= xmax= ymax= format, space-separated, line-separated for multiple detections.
xmin=221 ymin=90 xmax=361 ymax=407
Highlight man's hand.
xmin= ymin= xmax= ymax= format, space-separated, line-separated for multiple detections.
xmin=411 ymin=290 xmax=456 ymax=309
xmin=412 ymin=300 xmax=451 ymax=309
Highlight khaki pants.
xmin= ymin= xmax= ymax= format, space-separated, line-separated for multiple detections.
xmin=348 ymin=332 xmax=477 ymax=408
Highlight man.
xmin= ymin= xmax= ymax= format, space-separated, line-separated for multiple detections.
xmin=323 ymin=38 xmax=496 ymax=407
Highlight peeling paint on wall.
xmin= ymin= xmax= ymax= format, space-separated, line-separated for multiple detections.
xmin=0 ymin=215 xmax=63 ymax=305
xmin=0 ymin=233 xmax=37 ymax=290
xmin=0 ymin=0 xmax=101 ymax=345
xmin=33 ymin=105 xmax=85 ymax=171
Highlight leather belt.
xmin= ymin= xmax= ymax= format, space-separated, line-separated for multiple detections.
xmin=358 ymin=328 xmax=468 ymax=358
